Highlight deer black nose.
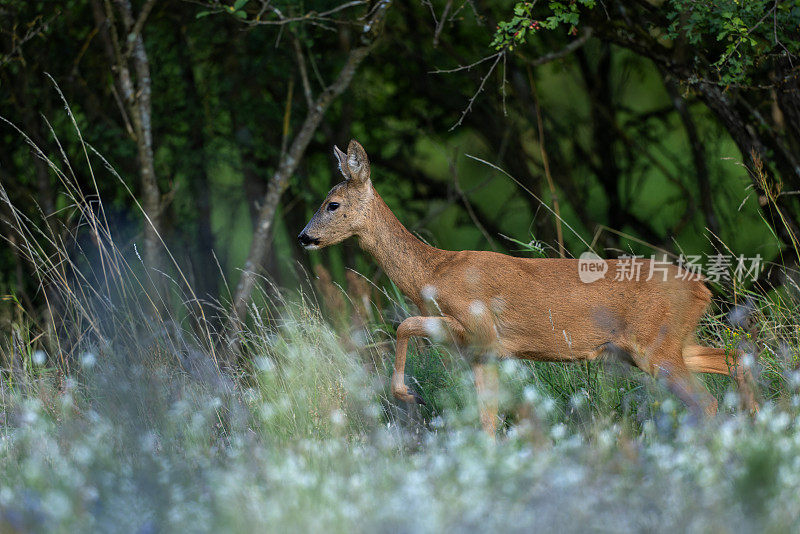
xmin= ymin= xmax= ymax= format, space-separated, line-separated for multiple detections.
xmin=298 ymin=232 xmax=318 ymax=246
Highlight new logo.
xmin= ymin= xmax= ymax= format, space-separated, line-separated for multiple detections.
xmin=578 ymin=251 xmax=607 ymax=283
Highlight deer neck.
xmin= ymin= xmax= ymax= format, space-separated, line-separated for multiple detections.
xmin=357 ymin=191 xmax=441 ymax=305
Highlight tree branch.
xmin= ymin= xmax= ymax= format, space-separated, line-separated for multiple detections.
xmin=123 ymin=0 xmax=157 ymax=59
xmin=227 ymin=2 xmax=391 ymax=352
xmin=665 ymin=78 xmax=719 ymax=237
xmin=516 ymin=27 xmax=593 ymax=68
xmin=292 ymin=32 xmax=314 ymax=108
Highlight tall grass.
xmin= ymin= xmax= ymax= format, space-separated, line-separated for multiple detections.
xmin=2 ymin=100 xmax=800 ymax=532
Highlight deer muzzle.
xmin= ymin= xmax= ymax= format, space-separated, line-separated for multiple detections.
xmin=298 ymin=232 xmax=320 ymax=249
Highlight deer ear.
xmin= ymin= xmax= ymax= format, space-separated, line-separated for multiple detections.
xmin=333 ymin=145 xmax=349 ymax=179
xmin=345 ymin=139 xmax=370 ymax=184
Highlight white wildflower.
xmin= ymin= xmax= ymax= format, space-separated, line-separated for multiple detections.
xmin=789 ymin=370 xmax=800 ymax=390
xmin=500 ymin=359 xmax=519 ymax=376
xmin=44 ymin=491 xmax=71 ymax=520
xmin=80 ymin=352 xmax=96 ymax=368
xmin=423 ymin=317 xmax=443 ymax=339
xmin=660 ymin=398 xmax=676 ymax=414
xmin=551 ymin=423 xmax=567 ymax=440
xmin=771 ymin=411 xmax=790 ymax=433
xmin=140 ymin=430 xmax=158 ymax=452
xmin=723 ymin=391 xmax=739 ymax=409
xmin=570 ymin=391 xmax=586 ymax=409
xmin=421 ymin=284 xmax=437 ymax=301
xmin=330 ymin=409 xmax=345 ymax=426
xmin=32 ymin=350 xmax=46 ymax=366
xmin=256 ymin=356 xmax=276 ymax=372
xmin=523 ymin=386 xmax=539 ymax=404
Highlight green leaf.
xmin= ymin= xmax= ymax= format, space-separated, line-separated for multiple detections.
xmin=233 ymin=0 xmax=248 ymax=10
xmin=234 ymin=10 xmax=247 ymax=19
xmin=196 ymin=10 xmax=211 ymax=18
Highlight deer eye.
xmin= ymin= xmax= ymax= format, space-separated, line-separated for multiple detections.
xmin=327 ymin=202 xmax=340 ymax=212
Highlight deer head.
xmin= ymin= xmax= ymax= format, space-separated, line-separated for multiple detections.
xmin=298 ymin=139 xmax=374 ymax=250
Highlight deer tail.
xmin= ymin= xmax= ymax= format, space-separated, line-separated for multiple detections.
xmin=683 ymin=344 xmax=758 ymax=412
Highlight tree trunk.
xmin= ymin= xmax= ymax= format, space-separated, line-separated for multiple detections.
xmin=115 ymin=0 xmax=162 ymax=276
xmin=589 ymin=9 xmax=800 ymax=252
xmin=179 ymin=27 xmax=218 ymax=305
xmin=230 ymin=46 xmax=371 ymax=322
xmin=665 ymin=78 xmax=719 ymax=238
xmin=92 ymin=0 xmax=164 ymax=282
xmin=228 ymin=3 xmax=391 ymax=338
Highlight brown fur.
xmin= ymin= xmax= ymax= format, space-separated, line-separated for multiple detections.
xmin=300 ymin=140 xmax=758 ymax=434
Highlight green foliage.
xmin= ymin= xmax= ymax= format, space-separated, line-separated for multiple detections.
xmin=495 ymin=0 xmax=800 ymax=85
xmin=2 ymin=99 xmax=800 ymax=529
xmin=502 ymin=233 xmax=548 ymax=257
xmin=666 ymin=0 xmax=800 ymax=85
xmin=1 ymin=0 xmax=793 ymax=312
xmin=491 ymin=0 xmax=596 ymax=50
xmin=197 ymin=0 xmax=250 ymax=19
xmin=245 ymin=298 xmax=378 ymax=441
xmin=3 ymin=275 xmax=800 ymax=530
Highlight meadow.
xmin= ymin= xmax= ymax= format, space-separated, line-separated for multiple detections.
xmin=2 ymin=118 xmax=800 ymax=533
xmin=2 ymin=2 xmax=800 ymax=531
xmin=3 ymin=271 xmax=800 ymax=532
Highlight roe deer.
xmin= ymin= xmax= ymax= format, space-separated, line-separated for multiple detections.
xmin=299 ymin=140 xmax=757 ymax=434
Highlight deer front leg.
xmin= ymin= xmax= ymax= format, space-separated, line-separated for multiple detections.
xmin=472 ymin=361 xmax=499 ymax=437
xmin=392 ymin=315 xmax=466 ymax=404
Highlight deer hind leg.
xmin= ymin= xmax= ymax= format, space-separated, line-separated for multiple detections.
xmin=657 ymin=355 xmax=718 ymax=417
xmin=620 ymin=337 xmax=718 ymax=418
xmin=472 ymin=361 xmax=499 ymax=437
xmin=683 ymin=345 xmax=758 ymax=412
xmin=640 ymin=288 xmax=719 ymax=417
xmin=392 ymin=315 xmax=466 ymax=404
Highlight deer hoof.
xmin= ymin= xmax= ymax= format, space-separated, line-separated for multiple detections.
xmin=392 ymin=384 xmax=425 ymax=405
xmin=410 ymin=389 xmax=427 ymax=406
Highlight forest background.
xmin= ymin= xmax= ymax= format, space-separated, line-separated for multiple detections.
xmin=3 ymin=2 xmax=800 ymax=531
xmin=3 ymin=0 xmax=799 ymax=334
